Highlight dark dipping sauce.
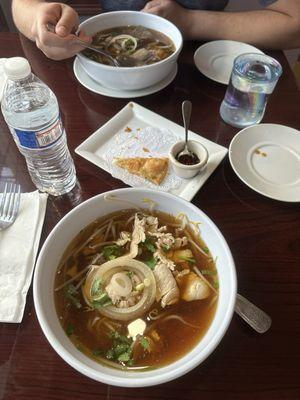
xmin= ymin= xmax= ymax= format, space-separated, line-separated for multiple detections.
xmin=176 ymin=152 xmax=200 ymax=165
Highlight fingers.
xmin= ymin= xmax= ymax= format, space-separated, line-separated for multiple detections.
xmin=33 ymin=3 xmax=90 ymax=60
xmin=142 ymin=0 xmax=162 ymax=11
xmin=55 ymin=5 xmax=79 ymax=36
xmin=78 ymin=30 xmax=92 ymax=44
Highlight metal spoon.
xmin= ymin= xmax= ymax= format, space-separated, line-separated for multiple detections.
xmin=235 ymin=293 xmax=272 ymax=333
xmin=46 ymin=23 xmax=120 ymax=67
xmin=177 ymin=100 xmax=194 ymax=159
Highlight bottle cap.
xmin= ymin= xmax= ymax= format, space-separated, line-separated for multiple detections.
xmin=4 ymin=57 xmax=31 ymax=80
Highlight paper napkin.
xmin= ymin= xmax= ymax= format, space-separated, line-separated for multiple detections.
xmin=0 ymin=191 xmax=48 ymax=323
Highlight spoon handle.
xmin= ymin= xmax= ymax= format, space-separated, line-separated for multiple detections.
xmin=182 ymin=100 xmax=192 ymax=147
xmin=235 ymin=293 xmax=272 ymax=333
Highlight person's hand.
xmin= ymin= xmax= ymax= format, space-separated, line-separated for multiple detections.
xmin=142 ymin=0 xmax=191 ymax=37
xmin=31 ymin=2 xmax=91 ymax=60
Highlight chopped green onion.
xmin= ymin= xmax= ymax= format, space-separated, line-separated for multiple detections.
xmin=66 ymin=323 xmax=74 ymax=337
xmin=213 ymin=281 xmax=219 ymax=289
xmin=201 ymin=269 xmax=216 ymax=276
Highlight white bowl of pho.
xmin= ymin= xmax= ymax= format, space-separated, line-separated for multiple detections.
xmin=33 ymin=188 xmax=237 ymax=387
xmin=76 ymin=11 xmax=183 ymax=91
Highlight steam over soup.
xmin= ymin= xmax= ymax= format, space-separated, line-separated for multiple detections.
xmin=83 ymin=26 xmax=175 ymax=67
xmin=54 ymin=209 xmax=219 ymax=370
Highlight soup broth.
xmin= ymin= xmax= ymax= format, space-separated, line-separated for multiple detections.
xmin=83 ymin=25 xmax=175 ymax=67
xmin=54 ymin=209 xmax=218 ymax=370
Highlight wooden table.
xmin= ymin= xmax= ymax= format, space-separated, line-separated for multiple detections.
xmin=1 ymin=33 xmax=300 ymax=400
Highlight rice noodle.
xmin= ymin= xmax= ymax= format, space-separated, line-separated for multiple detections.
xmin=141 ymin=198 xmax=157 ymax=213
xmin=207 ymin=294 xmax=218 ymax=309
xmin=160 ymin=315 xmax=200 ymax=329
xmin=186 ymin=233 xmax=210 ymax=258
xmin=193 ymin=266 xmax=218 ymax=294
xmin=147 ymin=313 xmax=200 ymax=332
xmin=75 ymin=276 xmax=86 ymax=290
xmin=55 ymin=253 xmax=103 ymax=291
xmin=125 ymin=214 xmax=136 ymax=227
xmin=156 ymin=43 xmax=173 ymax=49
xmin=103 ymin=220 xmax=113 ymax=241
xmin=70 ymin=222 xmax=110 ymax=259
xmin=148 ymin=309 xmax=165 ymax=321
xmin=89 ymin=240 xmax=116 ymax=250
xmin=111 ymin=223 xmax=117 ymax=240
xmin=103 ymin=194 xmax=140 ymax=210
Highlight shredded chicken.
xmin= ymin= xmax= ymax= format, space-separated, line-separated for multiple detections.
xmin=173 ymin=237 xmax=188 ymax=249
xmin=116 ymin=231 xmax=131 ymax=246
xmin=118 ymin=296 xmax=138 ymax=308
xmin=153 ymin=262 xmax=179 ymax=308
xmin=154 ymin=249 xmax=175 ymax=270
xmin=129 ymin=214 xmax=146 ymax=257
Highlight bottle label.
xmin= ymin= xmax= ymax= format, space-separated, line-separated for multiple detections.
xmin=13 ymin=117 xmax=64 ymax=149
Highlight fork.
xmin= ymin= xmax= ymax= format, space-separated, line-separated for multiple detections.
xmin=0 ymin=182 xmax=21 ymax=230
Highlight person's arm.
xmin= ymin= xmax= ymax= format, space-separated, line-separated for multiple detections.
xmin=142 ymin=0 xmax=300 ymax=49
xmin=12 ymin=0 xmax=91 ymax=60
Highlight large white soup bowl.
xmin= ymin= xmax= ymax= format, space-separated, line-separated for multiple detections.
xmin=33 ymin=188 xmax=237 ymax=387
xmin=77 ymin=11 xmax=183 ymax=90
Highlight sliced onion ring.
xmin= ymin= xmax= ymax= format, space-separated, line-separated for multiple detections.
xmin=82 ymin=256 xmax=156 ymax=321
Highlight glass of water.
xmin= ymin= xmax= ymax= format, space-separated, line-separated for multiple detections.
xmin=220 ymin=53 xmax=282 ymax=128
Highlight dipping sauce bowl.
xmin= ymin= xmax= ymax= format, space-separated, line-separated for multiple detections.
xmin=169 ymin=140 xmax=209 ymax=179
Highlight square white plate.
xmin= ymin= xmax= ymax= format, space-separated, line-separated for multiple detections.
xmin=75 ymin=102 xmax=228 ymax=201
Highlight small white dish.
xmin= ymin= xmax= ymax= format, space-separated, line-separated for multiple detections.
xmin=73 ymin=58 xmax=178 ymax=98
xmin=169 ymin=140 xmax=209 ymax=179
xmin=75 ymin=102 xmax=228 ymax=201
xmin=229 ymin=124 xmax=300 ymax=202
xmin=194 ymin=40 xmax=264 ymax=85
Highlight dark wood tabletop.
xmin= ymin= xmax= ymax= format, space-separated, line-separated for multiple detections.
xmin=0 ymin=32 xmax=300 ymax=400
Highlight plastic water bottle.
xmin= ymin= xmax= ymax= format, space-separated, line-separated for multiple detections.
xmin=1 ymin=57 xmax=76 ymax=196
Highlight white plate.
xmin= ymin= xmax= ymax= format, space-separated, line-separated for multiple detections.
xmin=73 ymin=58 xmax=178 ymax=98
xmin=229 ymin=124 xmax=300 ymax=202
xmin=75 ymin=102 xmax=228 ymax=201
xmin=194 ymin=40 xmax=264 ymax=85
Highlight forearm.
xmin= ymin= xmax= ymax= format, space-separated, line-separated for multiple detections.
xmin=186 ymin=9 xmax=300 ymax=49
xmin=12 ymin=0 xmax=45 ymax=41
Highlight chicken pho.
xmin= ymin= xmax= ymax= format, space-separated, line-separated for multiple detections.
xmin=54 ymin=209 xmax=219 ymax=370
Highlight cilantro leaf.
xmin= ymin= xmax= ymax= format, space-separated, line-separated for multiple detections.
xmin=92 ymin=349 xmax=102 ymax=357
xmin=66 ymin=323 xmax=74 ymax=337
xmin=142 ymin=237 xmax=156 ymax=253
xmin=64 ymin=284 xmax=82 ymax=309
xmin=145 ymin=258 xmax=157 ymax=270
xmin=102 ymin=245 xmax=122 ymax=261
xmin=140 ymin=336 xmax=150 ymax=350
xmin=118 ymin=352 xmax=132 ymax=363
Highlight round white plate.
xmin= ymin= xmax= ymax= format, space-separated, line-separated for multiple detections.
xmin=194 ymin=40 xmax=264 ymax=85
xmin=73 ymin=58 xmax=178 ymax=98
xmin=229 ymin=124 xmax=300 ymax=202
